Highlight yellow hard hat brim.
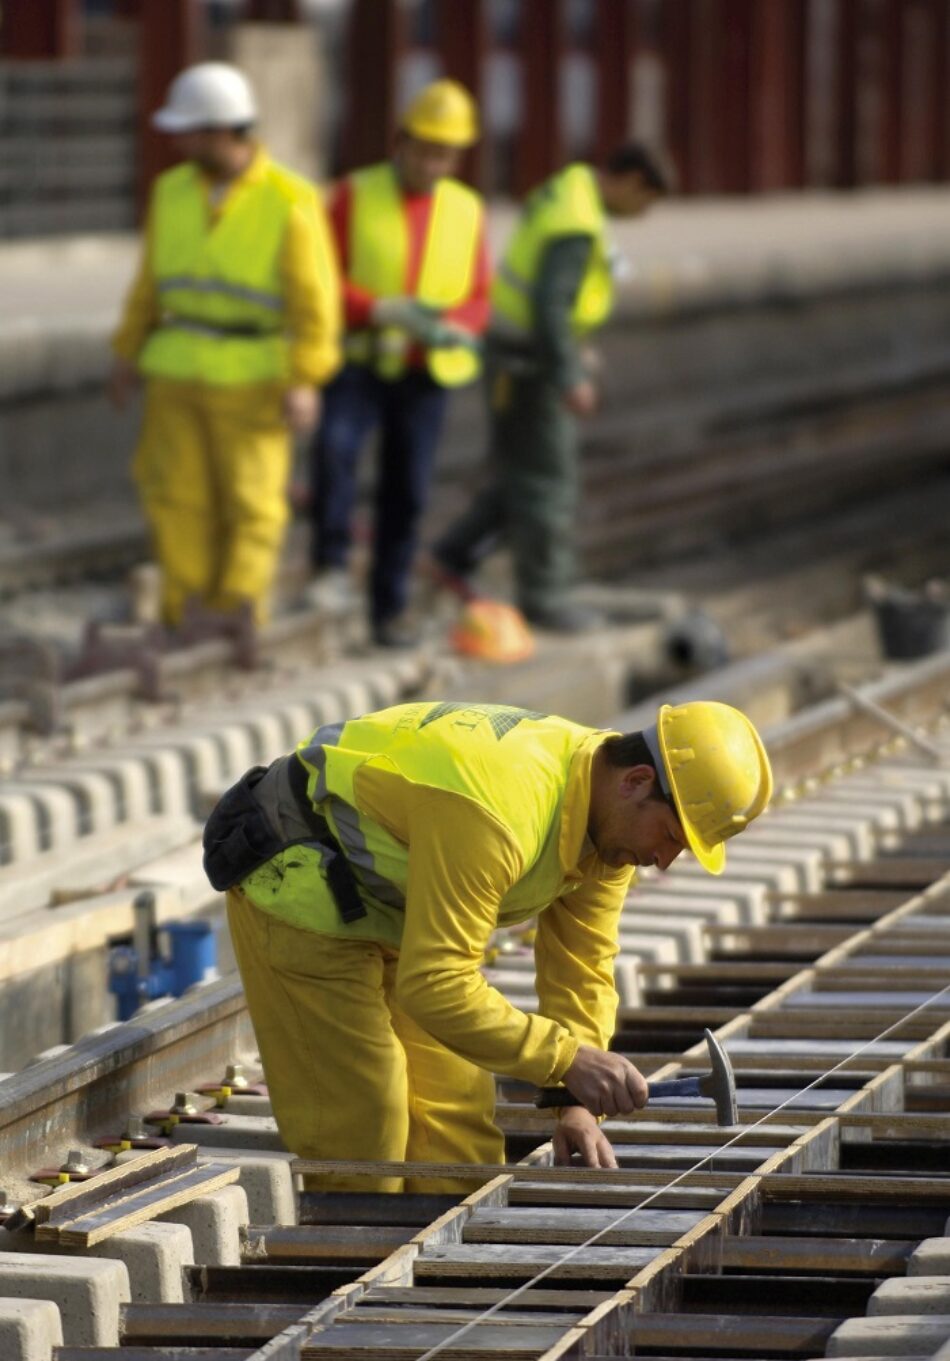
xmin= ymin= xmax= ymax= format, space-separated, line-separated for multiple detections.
xmin=656 ymin=703 xmax=727 ymax=876
xmin=402 ymin=120 xmax=477 ymax=148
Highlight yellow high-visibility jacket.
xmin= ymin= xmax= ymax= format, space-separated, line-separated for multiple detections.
xmin=344 ymin=161 xmax=484 ymax=387
xmin=113 ymin=145 xmax=340 ymax=387
xmin=492 ymin=162 xmax=613 ymax=338
xmin=242 ymin=701 xmax=633 ymax=1087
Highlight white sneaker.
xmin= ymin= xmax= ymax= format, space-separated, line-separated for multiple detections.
xmin=303 ymin=569 xmax=358 ymax=615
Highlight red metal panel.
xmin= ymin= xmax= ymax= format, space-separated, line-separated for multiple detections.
xmin=514 ymin=0 xmax=565 ymax=195
xmin=340 ymin=0 xmax=406 ymax=171
xmin=137 ymin=0 xmax=205 ymax=211
xmin=750 ymin=0 xmax=807 ymax=190
xmin=660 ymin=0 xmax=696 ymax=192
xmin=832 ymin=0 xmax=859 ymax=187
xmin=880 ymin=0 xmax=905 ymax=181
xmin=0 ymin=0 xmax=80 ymax=59
xmin=436 ymin=0 xmax=489 ymax=189
xmin=594 ymin=0 xmax=637 ymax=161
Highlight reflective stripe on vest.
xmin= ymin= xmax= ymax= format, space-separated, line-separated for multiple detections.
xmin=491 ymin=163 xmax=614 ymax=338
xmin=140 ymin=156 xmax=305 ymax=385
xmin=345 ymin=162 xmax=483 ymax=388
xmin=239 ymin=702 xmax=602 ymax=940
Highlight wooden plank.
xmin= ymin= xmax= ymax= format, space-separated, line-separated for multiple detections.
xmin=622 ymin=1311 xmax=842 ymax=1350
xmin=718 ymin=1233 xmax=914 ymax=1273
xmin=358 ymin=1286 xmax=613 ymax=1310
xmin=301 ymin=1320 xmax=566 ymax=1358
xmin=463 ymin=1206 xmax=706 ymax=1247
xmin=764 ymin=1171 xmax=950 ymax=1203
xmin=290 ymin=1160 xmax=739 ymax=1188
xmin=12 ymin=1144 xmax=196 ymax=1231
xmin=244 ymin=1225 xmax=415 ymax=1264
xmin=413 ymin=1242 xmax=660 ymax=1282
xmin=508 ymin=1182 xmax=728 ymax=1210
xmin=50 ymin=1162 xmax=240 ymax=1246
xmin=122 ymin=1300 xmax=307 ymax=1342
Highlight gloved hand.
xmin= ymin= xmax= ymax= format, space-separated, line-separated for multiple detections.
xmin=371 ymin=296 xmax=440 ymax=336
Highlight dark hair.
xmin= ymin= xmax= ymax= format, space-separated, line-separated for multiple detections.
xmin=601 ymin=731 xmax=675 ymax=809
xmin=604 ymin=142 xmax=668 ymax=193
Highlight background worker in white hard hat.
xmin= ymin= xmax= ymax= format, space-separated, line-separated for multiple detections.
xmin=433 ymin=143 xmax=667 ymax=634
xmin=109 ymin=62 xmax=341 ymax=632
xmin=308 ymin=79 xmax=490 ymax=648
xmin=205 ymin=699 xmax=772 ymax=1191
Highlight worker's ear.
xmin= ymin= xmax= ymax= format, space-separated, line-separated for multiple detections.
xmin=618 ymin=763 xmax=658 ymax=803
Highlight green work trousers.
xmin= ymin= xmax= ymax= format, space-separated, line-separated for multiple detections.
xmin=438 ymin=366 xmax=578 ymax=617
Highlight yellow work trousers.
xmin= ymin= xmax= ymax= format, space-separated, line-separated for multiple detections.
xmin=133 ymin=378 xmax=291 ymax=625
xmin=226 ymin=889 xmax=504 ymax=1194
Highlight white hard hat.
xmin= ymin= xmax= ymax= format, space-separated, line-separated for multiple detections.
xmin=152 ymin=63 xmax=257 ymax=133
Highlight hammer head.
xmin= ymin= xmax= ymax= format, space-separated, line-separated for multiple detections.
xmin=703 ymin=1028 xmax=739 ymax=1126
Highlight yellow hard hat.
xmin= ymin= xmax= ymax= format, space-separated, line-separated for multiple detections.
xmin=401 ymin=79 xmax=479 ymax=148
xmin=450 ymin=599 xmax=535 ymax=664
xmin=648 ymin=701 xmax=773 ymax=875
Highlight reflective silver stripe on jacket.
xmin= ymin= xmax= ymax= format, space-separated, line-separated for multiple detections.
xmin=496 ymin=261 xmax=532 ymax=297
xmin=157 ymin=276 xmax=284 ymax=310
xmin=328 ymin=796 xmax=406 ymax=910
xmin=298 ymin=721 xmax=346 ymax=803
xmin=160 ymin=317 xmax=281 ymax=339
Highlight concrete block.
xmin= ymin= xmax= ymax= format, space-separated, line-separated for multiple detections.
xmin=932 ymin=1342 xmax=950 ymax=1361
xmin=0 ymin=1297 xmax=63 ymax=1361
xmin=615 ymin=931 xmax=681 ymax=966
xmin=667 ymin=857 xmax=800 ymax=895
xmin=196 ymin=1149 xmax=296 ymax=1225
xmin=170 ymin=1113 xmax=285 ymax=1153
xmin=158 ymin=1184 xmax=248 ymax=1266
xmin=633 ymin=876 xmax=769 ymax=926
xmin=627 ymin=893 xmax=740 ymax=927
xmin=0 ymin=791 xmax=42 ymax=865
xmin=618 ymin=912 xmax=706 ymax=963
xmin=0 ymin=1221 xmax=192 ymax=1300
xmin=721 ymin=840 xmax=822 ymax=893
xmin=89 ymin=1222 xmax=193 ymax=1303
xmin=614 ymin=959 xmax=641 ymax=1007
xmin=220 ymin=1093 xmax=275 ymax=1117
xmin=825 ymin=1316 xmax=950 ymax=1356
xmin=868 ymin=1277 xmax=950 ymax=1315
xmin=0 ymin=1253 xmax=128 ymax=1346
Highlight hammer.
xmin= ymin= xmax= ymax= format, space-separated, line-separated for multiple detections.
xmin=536 ymin=1028 xmax=739 ymax=1126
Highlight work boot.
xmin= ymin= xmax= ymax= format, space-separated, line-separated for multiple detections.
xmin=523 ymin=602 xmax=606 ymax=635
xmin=373 ymin=614 xmax=420 ymax=649
xmin=425 ymin=551 xmax=475 ymax=602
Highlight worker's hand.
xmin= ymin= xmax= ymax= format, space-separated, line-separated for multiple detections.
xmin=562 ymin=379 xmax=598 ymax=417
xmin=552 ymin=1107 xmax=618 ymax=1169
xmin=283 ymin=385 xmax=321 ymax=435
xmin=372 ymin=296 xmax=436 ymax=334
xmin=560 ymin=1044 xmax=649 ymax=1118
xmin=108 ymin=356 xmax=140 ymax=410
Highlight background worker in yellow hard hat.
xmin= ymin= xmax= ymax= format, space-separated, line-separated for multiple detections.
xmin=433 ymin=144 xmax=667 ymax=634
xmin=205 ymin=699 xmax=772 ymax=1190
xmin=109 ymin=62 xmax=341 ymax=632
xmin=308 ymin=79 xmax=491 ymax=648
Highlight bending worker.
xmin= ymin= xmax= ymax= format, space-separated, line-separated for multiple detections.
xmin=110 ymin=62 xmax=341 ymax=631
xmin=433 ymin=144 xmax=666 ymax=634
xmin=204 ymin=699 xmax=772 ymax=1190
xmin=309 ymin=79 xmax=491 ymax=648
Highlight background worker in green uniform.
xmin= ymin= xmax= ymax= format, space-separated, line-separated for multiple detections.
xmin=204 ymin=699 xmax=772 ymax=1192
xmin=433 ymin=144 xmax=667 ymax=633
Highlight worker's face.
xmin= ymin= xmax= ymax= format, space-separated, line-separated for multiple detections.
xmin=603 ymin=172 xmax=661 ymax=219
xmin=173 ymin=129 xmax=248 ymax=178
xmin=395 ymin=133 xmax=463 ymax=195
xmin=593 ymin=765 xmax=687 ymax=872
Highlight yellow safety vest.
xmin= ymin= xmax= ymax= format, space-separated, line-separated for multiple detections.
xmin=242 ymin=701 xmax=601 ymax=943
xmin=492 ymin=163 xmax=614 ymax=338
xmin=344 ymin=162 xmax=483 ymax=388
xmin=140 ymin=153 xmax=313 ymax=385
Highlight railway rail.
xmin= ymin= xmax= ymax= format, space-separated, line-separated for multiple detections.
xmin=0 ymin=652 xmax=949 ymax=1360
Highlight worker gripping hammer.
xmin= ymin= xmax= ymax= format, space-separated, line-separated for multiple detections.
xmin=536 ymin=1028 xmax=739 ymax=1126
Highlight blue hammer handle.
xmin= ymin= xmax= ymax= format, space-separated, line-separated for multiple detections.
xmin=536 ymin=1075 xmax=704 ymax=1109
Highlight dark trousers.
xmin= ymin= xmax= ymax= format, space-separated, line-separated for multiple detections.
xmin=311 ymin=364 xmax=448 ymax=626
xmin=434 ymin=367 xmax=578 ymax=617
